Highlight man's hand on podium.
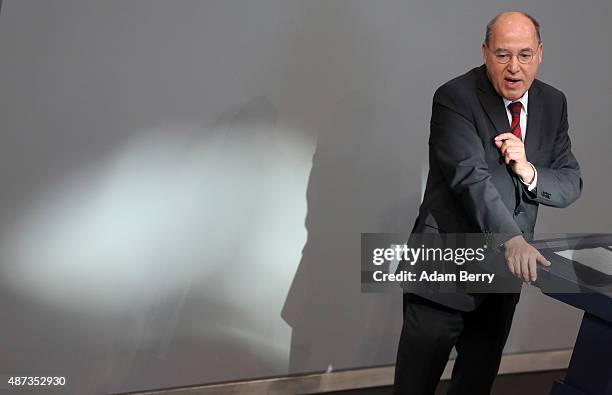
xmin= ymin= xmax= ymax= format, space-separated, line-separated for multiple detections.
xmin=504 ymin=235 xmax=551 ymax=284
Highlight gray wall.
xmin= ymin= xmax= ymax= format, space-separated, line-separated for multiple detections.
xmin=0 ymin=1 xmax=609 ymax=394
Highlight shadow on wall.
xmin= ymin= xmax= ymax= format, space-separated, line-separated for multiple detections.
xmin=282 ymin=91 xmax=420 ymax=374
xmin=0 ymin=1 xmax=432 ymax=389
xmin=111 ymin=95 xmax=295 ymax=390
xmin=0 ymin=95 xmax=302 ymax=393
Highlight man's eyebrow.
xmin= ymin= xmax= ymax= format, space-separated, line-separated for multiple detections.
xmin=494 ymin=48 xmax=535 ymax=53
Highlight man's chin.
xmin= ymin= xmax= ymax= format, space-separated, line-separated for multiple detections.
xmin=500 ymin=89 xmax=525 ymax=101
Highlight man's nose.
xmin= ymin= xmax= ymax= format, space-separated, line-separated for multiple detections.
xmin=507 ymin=56 xmax=520 ymax=73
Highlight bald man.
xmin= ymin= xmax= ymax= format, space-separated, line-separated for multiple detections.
xmin=393 ymin=12 xmax=582 ymax=394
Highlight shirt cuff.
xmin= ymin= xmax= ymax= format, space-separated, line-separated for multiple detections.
xmin=520 ymin=162 xmax=538 ymax=191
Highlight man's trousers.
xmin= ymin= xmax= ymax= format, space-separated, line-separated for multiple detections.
xmin=393 ymin=292 xmax=520 ymax=394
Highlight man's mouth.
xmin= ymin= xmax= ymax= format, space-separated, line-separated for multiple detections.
xmin=504 ymin=77 xmax=522 ymax=88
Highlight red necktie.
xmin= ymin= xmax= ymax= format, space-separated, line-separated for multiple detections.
xmin=507 ymin=101 xmax=522 ymax=141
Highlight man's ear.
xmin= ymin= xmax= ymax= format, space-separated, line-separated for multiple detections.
xmin=482 ymin=43 xmax=488 ymax=63
xmin=537 ymin=43 xmax=543 ymax=65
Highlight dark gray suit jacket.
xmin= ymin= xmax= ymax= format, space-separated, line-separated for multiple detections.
xmin=411 ymin=64 xmax=582 ymax=311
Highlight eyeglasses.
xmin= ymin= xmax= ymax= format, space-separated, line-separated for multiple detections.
xmin=487 ymin=46 xmax=539 ymax=64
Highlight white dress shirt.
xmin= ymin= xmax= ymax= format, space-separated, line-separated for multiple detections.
xmin=502 ymin=91 xmax=537 ymax=191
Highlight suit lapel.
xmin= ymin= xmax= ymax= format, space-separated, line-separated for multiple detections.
xmin=476 ymin=66 xmax=510 ymax=139
xmin=525 ymin=81 xmax=543 ymax=160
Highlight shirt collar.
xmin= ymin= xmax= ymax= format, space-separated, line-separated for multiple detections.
xmin=503 ymin=91 xmax=529 ymax=115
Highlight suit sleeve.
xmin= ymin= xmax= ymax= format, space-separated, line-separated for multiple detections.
xmin=430 ymin=86 xmax=522 ymax=242
xmin=524 ymin=93 xmax=583 ymax=207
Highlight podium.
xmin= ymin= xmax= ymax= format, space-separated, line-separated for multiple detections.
xmin=532 ymin=235 xmax=612 ymax=395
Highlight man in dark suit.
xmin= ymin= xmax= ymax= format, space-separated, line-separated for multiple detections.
xmin=393 ymin=11 xmax=582 ymax=394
